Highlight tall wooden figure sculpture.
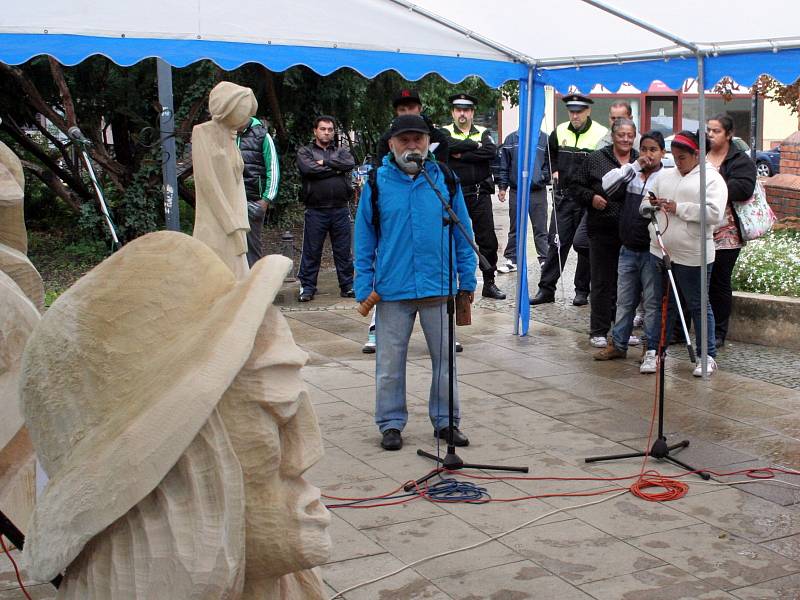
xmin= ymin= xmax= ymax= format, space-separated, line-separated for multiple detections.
xmin=20 ymin=232 xmax=331 ymax=599
xmin=0 ymin=139 xmax=43 ymax=538
xmin=192 ymin=81 xmax=255 ymax=279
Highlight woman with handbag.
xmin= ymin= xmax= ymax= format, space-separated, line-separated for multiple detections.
xmin=706 ymin=113 xmax=757 ymax=347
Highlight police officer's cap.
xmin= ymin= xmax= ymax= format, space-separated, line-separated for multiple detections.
xmin=449 ymin=93 xmax=478 ymax=108
xmin=389 ymin=114 xmax=429 ymax=137
xmin=562 ymin=93 xmax=593 ymax=110
xmin=392 ymin=88 xmax=422 ymax=108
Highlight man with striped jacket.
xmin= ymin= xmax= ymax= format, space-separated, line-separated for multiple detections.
xmin=238 ymin=116 xmax=280 ymax=267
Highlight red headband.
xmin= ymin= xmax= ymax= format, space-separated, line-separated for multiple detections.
xmin=672 ymin=134 xmax=699 ymax=152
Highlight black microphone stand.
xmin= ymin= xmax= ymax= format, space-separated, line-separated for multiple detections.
xmin=585 ymin=205 xmax=709 ymax=480
xmin=0 ymin=509 xmax=62 ymax=588
xmin=404 ymin=158 xmax=528 ymax=491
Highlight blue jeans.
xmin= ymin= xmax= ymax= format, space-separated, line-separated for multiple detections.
xmin=611 ymin=246 xmax=659 ymax=352
xmin=650 ymin=256 xmax=717 ymax=358
xmin=375 ymin=299 xmax=457 ymax=433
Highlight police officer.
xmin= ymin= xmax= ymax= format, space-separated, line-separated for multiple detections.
xmin=530 ymin=93 xmax=608 ymax=305
xmin=375 ymin=89 xmax=449 ymax=165
xmin=443 ymin=93 xmax=505 ymax=300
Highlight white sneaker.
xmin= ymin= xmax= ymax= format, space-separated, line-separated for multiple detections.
xmin=590 ymin=336 xmax=607 ymax=348
xmin=693 ymin=356 xmax=718 ymax=377
xmin=640 ymin=350 xmax=657 ymax=374
xmin=633 ymin=314 xmax=644 ymax=328
xmin=497 ymin=260 xmax=517 ymax=274
xmin=628 ymin=335 xmax=641 ymax=346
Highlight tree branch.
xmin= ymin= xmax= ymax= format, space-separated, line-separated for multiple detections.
xmin=21 ymin=160 xmax=83 ymax=212
xmin=1 ymin=119 xmax=92 ymax=200
xmin=48 ymin=57 xmax=77 ymax=126
xmin=262 ymin=67 xmax=288 ymax=147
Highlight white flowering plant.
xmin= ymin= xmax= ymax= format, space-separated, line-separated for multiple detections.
xmin=732 ymin=228 xmax=800 ymax=297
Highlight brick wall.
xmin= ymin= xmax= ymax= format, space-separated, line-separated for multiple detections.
xmin=763 ymin=130 xmax=800 ymax=220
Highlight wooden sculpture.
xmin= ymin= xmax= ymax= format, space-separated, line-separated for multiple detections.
xmin=20 ymin=231 xmax=331 ymax=598
xmin=192 ymin=81 xmax=255 ymax=279
xmin=0 ymin=140 xmax=42 ymax=536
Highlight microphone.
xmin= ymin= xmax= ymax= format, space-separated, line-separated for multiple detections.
xmin=639 ymin=203 xmax=659 ymax=219
xmin=405 ymin=152 xmax=424 ymax=165
xmin=67 ymin=126 xmax=92 ymax=145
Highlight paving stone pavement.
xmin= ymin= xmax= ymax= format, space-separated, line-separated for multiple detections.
xmin=3 ymin=198 xmax=799 ymax=600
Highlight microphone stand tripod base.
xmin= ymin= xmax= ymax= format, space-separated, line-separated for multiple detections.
xmin=402 ymin=161 xmax=528 ymax=493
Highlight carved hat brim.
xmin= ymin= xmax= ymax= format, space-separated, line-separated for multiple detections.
xmin=20 ymin=231 xmax=291 ymax=581
xmin=0 ymin=271 xmax=40 ymax=450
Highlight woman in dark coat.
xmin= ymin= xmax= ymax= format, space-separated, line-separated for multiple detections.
xmin=706 ymin=113 xmax=757 ymax=346
xmin=571 ymin=118 xmax=638 ymax=347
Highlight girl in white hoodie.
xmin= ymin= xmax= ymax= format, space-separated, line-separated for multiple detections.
xmin=642 ymin=130 xmax=728 ymax=376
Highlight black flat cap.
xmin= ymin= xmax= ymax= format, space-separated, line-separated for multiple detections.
xmin=389 ymin=114 xmax=429 ymax=137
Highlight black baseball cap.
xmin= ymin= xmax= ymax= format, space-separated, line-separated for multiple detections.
xmin=392 ymin=88 xmax=422 ymax=108
xmin=389 ymin=114 xmax=429 ymax=137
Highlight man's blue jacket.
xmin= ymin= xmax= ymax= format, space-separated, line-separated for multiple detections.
xmin=354 ymin=155 xmax=478 ymax=303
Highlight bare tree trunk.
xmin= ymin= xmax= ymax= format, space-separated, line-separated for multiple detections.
xmin=261 ymin=68 xmax=288 ymax=147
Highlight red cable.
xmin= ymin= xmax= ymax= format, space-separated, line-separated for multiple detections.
xmin=0 ymin=536 xmax=33 ymax=600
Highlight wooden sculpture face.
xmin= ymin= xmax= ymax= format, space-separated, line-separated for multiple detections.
xmin=219 ymin=306 xmax=331 ymax=583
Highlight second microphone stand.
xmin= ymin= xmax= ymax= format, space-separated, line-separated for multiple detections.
xmin=585 ymin=206 xmax=709 ymax=480
xmin=405 ymin=159 xmax=528 ymax=492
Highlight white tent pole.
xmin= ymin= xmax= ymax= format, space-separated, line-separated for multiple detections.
xmin=579 ymin=0 xmax=698 ymax=51
xmin=697 ymin=54 xmax=710 ymax=377
xmin=514 ymin=66 xmax=535 ymax=335
xmin=386 ymin=0 xmax=535 ymax=65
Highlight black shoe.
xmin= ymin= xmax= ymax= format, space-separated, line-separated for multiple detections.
xmin=434 ymin=426 xmax=469 ymax=447
xmin=529 ymin=290 xmax=555 ymax=305
xmin=572 ymin=293 xmax=588 ymax=306
xmin=482 ymin=281 xmax=506 ymax=300
xmin=340 ymin=287 xmax=355 ymax=298
xmin=455 ymin=341 xmax=463 ymax=353
xmin=298 ymin=290 xmax=315 ymax=302
xmin=381 ymin=428 xmax=403 ymax=451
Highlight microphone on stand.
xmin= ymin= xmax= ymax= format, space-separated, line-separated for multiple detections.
xmin=639 ymin=203 xmax=660 ymax=219
xmin=67 ymin=126 xmax=92 ymax=145
xmin=406 ymin=152 xmax=425 ymax=166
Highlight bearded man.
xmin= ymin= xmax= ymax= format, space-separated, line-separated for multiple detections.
xmin=354 ymin=114 xmax=477 ymax=452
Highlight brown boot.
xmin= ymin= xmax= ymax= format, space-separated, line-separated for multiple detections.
xmin=593 ymin=346 xmax=627 ymax=361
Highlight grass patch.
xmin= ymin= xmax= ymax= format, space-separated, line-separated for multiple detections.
xmin=28 ymin=231 xmax=111 ymax=307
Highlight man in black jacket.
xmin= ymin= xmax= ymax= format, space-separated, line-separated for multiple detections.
xmin=237 ymin=116 xmax=280 ymax=267
xmin=296 ymin=115 xmax=356 ymax=302
xmin=374 ymin=89 xmax=449 ymax=166
xmin=496 ymin=129 xmax=550 ymax=271
xmin=443 ymin=93 xmax=505 ymax=299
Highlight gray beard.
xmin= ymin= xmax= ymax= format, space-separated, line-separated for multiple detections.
xmin=393 ymin=149 xmax=425 ymax=174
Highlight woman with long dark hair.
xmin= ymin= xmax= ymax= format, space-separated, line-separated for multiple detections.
xmin=706 ymin=113 xmax=757 ymax=347
xmin=643 ymin=130 xmax=728 ymax=376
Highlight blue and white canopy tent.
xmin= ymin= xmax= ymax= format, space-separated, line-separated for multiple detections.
xmin=2 ymin=0 xmax=800 ymax=369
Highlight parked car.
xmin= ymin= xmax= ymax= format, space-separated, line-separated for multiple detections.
xmin=755 ymin=145 xmax=781 ymax=177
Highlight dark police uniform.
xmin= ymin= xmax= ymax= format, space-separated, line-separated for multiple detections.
xmin=444 ymin=93 xmax=505 ymax=300
xmin=531 ymin=94 xmax=607 ymax=305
